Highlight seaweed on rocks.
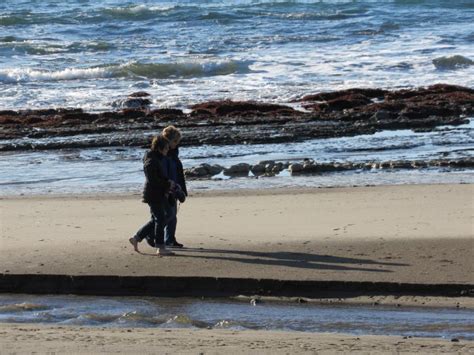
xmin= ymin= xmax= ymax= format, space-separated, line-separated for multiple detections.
xmin=0 ymin=84 xmax=472 ymax=151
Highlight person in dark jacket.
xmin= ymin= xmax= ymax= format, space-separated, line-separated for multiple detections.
xmin=162 ymin=125 xmax=187 ymax=248
xmin=129 ymin=134 xmax=176 ymax=256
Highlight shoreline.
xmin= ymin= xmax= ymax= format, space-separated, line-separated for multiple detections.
xmin=1 ymin=181 xmax=471 ymax=199
xmin=0 ymin=323 xmax=472 ymax=353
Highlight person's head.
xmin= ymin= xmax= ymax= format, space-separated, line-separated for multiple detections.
xmin=151 ymin=134 xmax=169 ymax=155
xmin=162 ymin=125 xmax=182 ymax=150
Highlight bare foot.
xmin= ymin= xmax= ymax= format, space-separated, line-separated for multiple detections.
xmin=129 ymin=237 xmax=139 ymax=253
xmin=157 ymin=248 xmax=175 ymax=256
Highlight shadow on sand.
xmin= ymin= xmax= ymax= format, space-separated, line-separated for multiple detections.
xmin=136 ymin=246 xmax=409 ymax=273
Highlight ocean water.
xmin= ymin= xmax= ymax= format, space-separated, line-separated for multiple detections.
xmin=0 ymin=121 xmax=473 ymax=195
xmin=0 ymin=0 xmax=473 ymax=111
xmin=1 ymin=294 xmax=473 ymax=340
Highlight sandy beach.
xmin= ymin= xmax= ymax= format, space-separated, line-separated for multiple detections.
xmin=0 ymin=323 xmax=472 ymax=354
xmin=1 ymin=184 xmax=473 ymax=284
xmin=1 ymin=183 xmax=474 ymax=353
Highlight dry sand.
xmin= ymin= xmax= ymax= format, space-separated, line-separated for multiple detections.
xmin=0 ymin=323 xmax=472 ymax=354
xmin=1 ymin=184 xmax=473 ymax=284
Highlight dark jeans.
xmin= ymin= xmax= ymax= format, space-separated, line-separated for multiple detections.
xmin=134 ymin=202 xmax=170 ymax=247
xmin=164 ymin=201 xmax=177 ymax=244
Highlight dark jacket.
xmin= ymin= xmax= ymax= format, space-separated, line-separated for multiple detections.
xmin=167 ymin=147 xmax=188 ymax=196
xmin=142 ymin=150 xmax=171 ymax=204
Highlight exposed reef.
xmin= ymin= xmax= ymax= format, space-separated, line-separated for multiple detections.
xmin=0 ymin=84 xmax=472 ymax=151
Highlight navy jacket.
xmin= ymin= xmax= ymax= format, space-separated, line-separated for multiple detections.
xmin=142 ymin=150 xmax=171 ymax=204
xmin=167 ymin=147 xmax=188 ymax=196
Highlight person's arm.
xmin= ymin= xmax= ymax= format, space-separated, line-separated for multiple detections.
xmin=176 ymin=158 xmax=188 ymax=196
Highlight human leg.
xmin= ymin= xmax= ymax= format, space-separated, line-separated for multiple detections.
xmin=164 ymin=202 xmax=180 ymax=246
xmin=150 ymin=203 xmax=175 ymax=256
xmin=130 ymin=218 xmax=154 ymax=252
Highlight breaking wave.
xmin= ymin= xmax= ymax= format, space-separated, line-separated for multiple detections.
xmin=0 ymin=303 xmax=50 ymax=313
xmin=0 ymin=60 xmax=252 ymax=83
xmin=100 ymin=4 xmax=177 ymax=20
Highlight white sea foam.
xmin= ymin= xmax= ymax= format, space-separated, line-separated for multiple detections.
xmin=0 ymin=60 xmax=251 ymax=83
xmin=0 ymin=67 xmax=112 ymax=83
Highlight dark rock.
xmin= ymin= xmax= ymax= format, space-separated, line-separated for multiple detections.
xmin=250 ymin=163 xmax=266 ymax=175
xmin=120 ymin=109 xmax=146 ymax=119
xmin=128 ymin=91 xmax=151 ymax=97
xmin=207 ymin=164 xmax=224 ymax=176
xmin=184 ymin=163 xmax=223 ymax=178
xmin=113 ymin=97 xmax=151 ymax=109
xmin=297 ymin=88 xmax=387 ymax=102
xmin=272 ymin=163 xmax=284 ymax=173
xmin=289 ymin=163 xmax=303 ymax=173
xmin=61 ymin=112 xmax=98 ymax=122
xmin=0 ymin=110 xmax=19 ymax=116
xmin=20 ymin=108 xmax=58 ymax=116
xmin=184 ymin=165 xmax=209 ymax=178
xmin=224 ymin=163 xmax=250 ymax=176
xmin=148 ymin=108 xmax=185 ymax=120
xmin=0 ymin=115 xmax=20 ymax=124
xmin=371 ymin=110 xmax=394 ymax=121
xmin=190 ymin=100 xmax=297 ymax=117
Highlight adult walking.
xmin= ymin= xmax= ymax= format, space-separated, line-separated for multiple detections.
xmin=129 ymin=134 xmax=175 ymax=256
xmin=162 ymin=125 xmax=188 ymax=248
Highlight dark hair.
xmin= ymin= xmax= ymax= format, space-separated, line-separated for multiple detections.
xmin=151 ymin=134 xmax=169 ymax=152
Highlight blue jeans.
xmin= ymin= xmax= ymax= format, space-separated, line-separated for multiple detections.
xmin=164 ymin=201 xmax=178 ymax=244
xmin=134 ymin=202 xmax=171 ymax=247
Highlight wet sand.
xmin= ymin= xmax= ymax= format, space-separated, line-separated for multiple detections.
xmin=0 ymin=323 xmax=472 ymax=354
xmin=1 ymin=184 xmax=473 ymax=285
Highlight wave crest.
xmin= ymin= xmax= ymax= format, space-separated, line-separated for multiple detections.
xmin=0 ymin=60 xmax=252 ymax=83
xmin=115 ymin=60 xmax=252 ymax=79
xmin=101 ymin=4 xmax=176 ymax=20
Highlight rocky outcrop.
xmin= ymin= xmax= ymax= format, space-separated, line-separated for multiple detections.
xmin=184 ymin=163 xmax=224 ymax=178
xmin=1 ymin=84 xmax=472 ymax=151
xmin=111 ymin=91 xmax=152 ymax=109
xmin=183 ymin=157 xmax=474 ymax=180
xmin=189 ymin=100 xmax=298 ymax=118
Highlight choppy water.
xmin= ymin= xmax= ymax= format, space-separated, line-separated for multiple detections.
xmin=0 ymin=121 xmax=473 ymax=195
xmin=0 ymin=294 xmax=473 ymax=340
xmin=1 ymin=0 xmax=473 ymax=111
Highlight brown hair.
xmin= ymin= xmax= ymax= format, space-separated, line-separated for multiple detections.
xmin=162 ymin=125 xmax=182 ymax=142
xmin=151 ymin=134 xmax=169 ymax=152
